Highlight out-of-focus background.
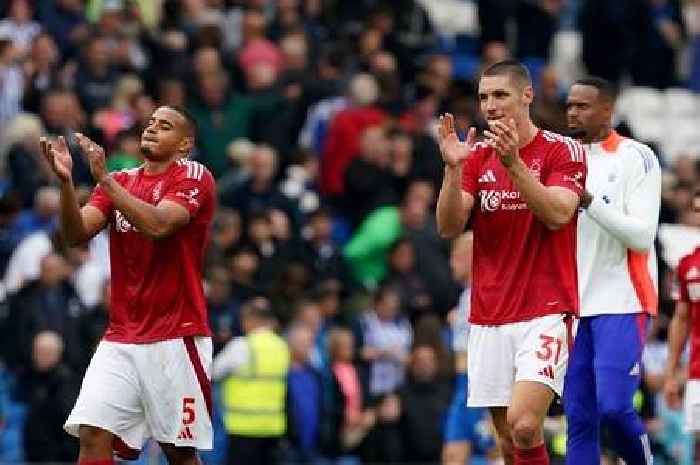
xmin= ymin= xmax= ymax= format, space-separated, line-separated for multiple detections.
xmin=0 ymin=0 xmax=698 ymax=464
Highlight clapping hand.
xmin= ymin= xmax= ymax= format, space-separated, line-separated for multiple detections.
xmin=438 ymin=113 xmax=476 ymax=168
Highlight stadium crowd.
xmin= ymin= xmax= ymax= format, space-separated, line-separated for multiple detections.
xmin=0 ymin=0 xmax=699 ymax=464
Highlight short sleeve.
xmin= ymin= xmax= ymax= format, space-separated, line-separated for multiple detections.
xmin=88 ymin=181 xmax=115 ymax=217
xmin=545 ymin=139 xmax=587 ymax=197
xmin=162 ymin=162 xmax=215 ymax=217
xmin=461 ymin=146 xmax=483 ymax=196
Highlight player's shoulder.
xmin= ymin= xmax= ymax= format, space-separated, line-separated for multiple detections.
xmin=540 ymin=130 xmax=585 ymax=162
xmin=618 ymin=138 xmax=660 ymax=173
xmin=112 ymin=166 xmax=142 ymax=181
xmin=174 ymin=159 xmax=214 ymax=184
xmin=469 ymin=140 xmax=492 ymax=158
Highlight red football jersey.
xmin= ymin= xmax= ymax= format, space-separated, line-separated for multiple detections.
xmin=89 ymin=159 xmax=215 ymax=343
xmin=674 ymin=247 xmax=700 ymax=379
xmin=462 ymin=129 xmax=586 ymax=325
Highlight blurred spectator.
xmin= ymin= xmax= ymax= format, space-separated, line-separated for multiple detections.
xmin=221 ymin=144 xmax=301 ymax=227
xmin=384 ymin=238 xmax=432 ymax=321
xmin=398 ymin=344 xmax=451 ymax=463
xmin=284 ymin=323 xmax=324 ymax=464
xmin=0 ymin=192 xmax=22 ymax=279
xmin=74 ymin=35 xmax=122 ymax=114
xmin=206 ymin=208 xmax=243 ymax=270
xmin=228 ymin=245 xmax=262 ymax=305
xmin=6 ymin=253 xmax=85 ymax=371
xmin=18 ymin=331 xmax=79 ymax=462
xmin=0 ymin=39 xmax=24 ymax=124
xmin=213 ymin=297 xmax=290 ymax=465
xmin=207 ymin=266 xmax=239 ymax=355
xmin=10 ymin=186 xmax=60 ymax=240
xmin=0 ymin=0 xmax=40 ymax=58
xmin=2 ymin=113 xmax=51 ymax=208
xmin=22 ymin=33 xmax=62 ymax=114
xmin=188 ymin=70 xmax=256 ymax=178
xmin=515 ymin=0 xmax=562 ymax=65
xmin=360 ymin=393 xmax=404 ymax=464
xmin=343 ymin=125 xmax=401 ymax=227
xmin=39 ymin=90 xmax=93 ymax=186
xmin=76 ymin=279 xmax=109 ymax=369
xmin=531 ymin=65 xmax=568 ymax=134
xmin=92 ymin=74 xmax=144 ymax=147
xmin=580 ymin=0 xmax=635 ymax=84
xmin=37 ymin=0 xmax=89 ymax=59
xmin=320 ymin=73 xmax=387 ymax=198
xmin=686 ymin=0 xmax=700 ymax=91
xmin=324 ymin=327 xmax=375 ymax=461
xmin=629 ymin=0 xmax=685 ymax=89
xmin=299 ymin=207 xmax=350 ymax=284
xmin=359 ymin=284 xmax=412 ymax=399
xmin=269 ymin=262 xmax=311 ymax=327
xmin=105 ymin=126 xmax=143 ymax=172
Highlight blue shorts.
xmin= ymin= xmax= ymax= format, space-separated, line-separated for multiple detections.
xmin=443 ymin=374 xmax=495 ymax=453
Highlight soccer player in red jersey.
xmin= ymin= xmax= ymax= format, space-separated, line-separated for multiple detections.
xmin=664 ymin=191 xmax=700 ymax=460
xmin=436 ymin=60 xmax=586 ymax=465
xmin=40 ymin=106 xmax=216 ymax=465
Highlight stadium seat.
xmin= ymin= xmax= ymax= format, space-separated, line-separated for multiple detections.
xmin=664 ymin=88 xmax=700 ymax=117
xmin=550 ymin=30 xmax=583 ymax=85
xmin=616 ymin=87 xmax=664 ymax=122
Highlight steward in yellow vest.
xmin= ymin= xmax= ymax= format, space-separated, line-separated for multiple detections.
xmin=212 ymin=298 xmax=290 ymax=465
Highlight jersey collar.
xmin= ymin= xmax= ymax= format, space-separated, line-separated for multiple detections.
xmin=599 ymin=130 xmax=623 ymax=154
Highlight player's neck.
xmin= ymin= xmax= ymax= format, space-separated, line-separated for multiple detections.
xmin=517 ymin=120 xmax=539 ymax=148
xmin=588 ymin=126 xmax=612 ymax=145
xmin=143 ymin=158 xmax=175 ymax=175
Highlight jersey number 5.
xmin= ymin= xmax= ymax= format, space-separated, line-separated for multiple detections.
xmin=536 ymin=334 xmax=562 ymax=364
xmin=182 ymin=397 xmax=196 ymax=425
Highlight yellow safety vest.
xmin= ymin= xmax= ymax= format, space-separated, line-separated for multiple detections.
xmin=222 ymin=329 xmax=290 ymax=436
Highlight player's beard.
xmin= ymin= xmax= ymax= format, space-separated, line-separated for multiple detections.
xmin=566 ymin=127 xmax=587 ymax=140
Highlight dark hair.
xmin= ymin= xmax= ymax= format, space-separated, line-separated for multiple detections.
xmin=481 ymin=59 xmax=532 ymax=88
xmin=164 ymin=105 xmax=198 ymax=139
xmin=573 ymin=77 xmax=617 ymax=103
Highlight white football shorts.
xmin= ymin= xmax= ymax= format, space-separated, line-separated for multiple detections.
xmin=684 ymin=379 xmax=700 ymax=432
xmin=467 ymin=313 xmax=576 ymax=407
xmin=65 ymin=336 xmax=213 ymax=451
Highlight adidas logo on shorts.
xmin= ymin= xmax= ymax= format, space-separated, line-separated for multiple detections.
xmin=538 ymin=365 xmax=555 ymax=380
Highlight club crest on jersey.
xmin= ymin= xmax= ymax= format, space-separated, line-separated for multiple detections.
xmin=528 ymin=159 xmax=542 ymax=178
xmin=176 ymin=188 xmax=200 ymax=206
xmin=115 ymin=210 xmax=138 ymax=233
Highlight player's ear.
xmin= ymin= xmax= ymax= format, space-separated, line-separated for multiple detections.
xmin=523 ymin=85 xmax=534 ymax=105
xmin=179 ymin=136 xmax=194 ymax=157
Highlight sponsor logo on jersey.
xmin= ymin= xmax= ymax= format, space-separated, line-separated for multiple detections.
xmin=479 ymin=189 xmax=526 ymax=212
